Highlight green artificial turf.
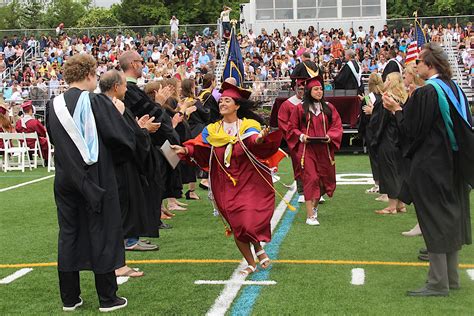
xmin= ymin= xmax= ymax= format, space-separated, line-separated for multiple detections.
xmin=0 ymin=154 xmax=473 ymax=315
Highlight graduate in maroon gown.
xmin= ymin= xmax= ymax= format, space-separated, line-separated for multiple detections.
xmin=288 ymin=76 xmax=343 ymax=226
xmin=15 ymin=100 xmax=49 ymax=161
xmin=172 ymin=82 xmax=283 ymax=277
xmin=278 ymin=78 xmax=306 ymax=197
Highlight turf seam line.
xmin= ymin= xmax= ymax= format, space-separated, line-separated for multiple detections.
xmin=205 ymin=184 xmax=297 ymax=316
xmin=1 ymin=260 xmax=474 ymax=269
xmin=195 ymin=281 xmax=277 ymax=286
xmin=0 ymin=175 xmax=54 ymax=192
xmin=0 ymin=268 xmax=33 ymax=284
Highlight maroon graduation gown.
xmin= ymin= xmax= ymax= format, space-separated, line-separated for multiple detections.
xmin=278 ymin=95 xmax=302 ymax=180
xmin=287 ymin=103 xmax=343 ymax=201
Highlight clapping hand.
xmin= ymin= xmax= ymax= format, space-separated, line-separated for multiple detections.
xmin=154 ymin=85 xmax=174 ymax=105
xmin=137 ymin=114 xmax=161 ymax=133
xmin=362 ymin=100 xmax=374 ymax=115
xmin=171 ymin=112 xmax=184 ymax=128
xmin=382 ymin=92 xmax=402 ymax=113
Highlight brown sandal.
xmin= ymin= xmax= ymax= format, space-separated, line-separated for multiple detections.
xmin=375 ymin=208 xmax=397 ymax=214
xmin=115 ymin=267 xmax=144 ymax=277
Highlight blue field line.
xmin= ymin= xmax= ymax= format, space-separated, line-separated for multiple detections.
xmin=230 ymin=194 xmax=300 ymax=316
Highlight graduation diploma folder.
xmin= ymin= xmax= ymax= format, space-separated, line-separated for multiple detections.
xmin=307 ymin=136 xmax=329 ymax=143
xmin=160 ymin=140 xmax=180 ymax=169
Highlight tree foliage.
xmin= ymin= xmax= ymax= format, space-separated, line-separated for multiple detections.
xmin=0 ymin=0 xmax=472 ymax=31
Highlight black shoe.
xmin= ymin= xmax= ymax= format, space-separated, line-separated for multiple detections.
xmin=407 ymin=287 xmax=448 ymax=297
xmin=99 ymin=297 xmax=127 ymax=312
xmin=63 ymin=297 xmax=83 ymax=311
xmin=418 ymin=254 xmax=429 ymax=261
xmin=199 ymin=183 xmax=209 ymax=190
xmin=159 ymin=223 xmax=173 ymax=229
xmin=419 ymin=248 xmax=428 ymax=255
xmin=185 ymin=190 xmax=200 ymax=200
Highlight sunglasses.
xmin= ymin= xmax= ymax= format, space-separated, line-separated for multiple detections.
xmin=415 ymin=59 xmax=424 ymax=65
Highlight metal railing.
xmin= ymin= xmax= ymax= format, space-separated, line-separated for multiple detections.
xmin=442 ymin=34 xmax=464 ymax=87
xmin=386 ymin=15 xmax=473 ymax=31
xmin=0 ymin=24 xmax=219 ymax=39
xmin=1 ymin=42 xmax=40 ymax=82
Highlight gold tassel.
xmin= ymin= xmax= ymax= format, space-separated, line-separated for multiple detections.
xmin=285 ymin=200 xmax=296 ymax=211
xmin=229 ymin=175 xmax=238 ymax=187
xmin=225 ymin=227 xmax=233 ymax=237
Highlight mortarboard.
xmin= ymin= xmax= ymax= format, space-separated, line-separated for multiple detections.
xmin=21 ymin=100 xmax=33 ymax=112
xmin=220 ymin=82 xmax=252 ymax=100
xmin=304 ymin=76 xmax=324 ymax=89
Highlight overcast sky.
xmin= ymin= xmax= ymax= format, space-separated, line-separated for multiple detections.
xmin=93 ymin=0 xmax=120 ymax=7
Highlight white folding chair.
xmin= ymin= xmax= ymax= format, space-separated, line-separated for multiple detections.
xmin=23 ymin=132 xmax=44 ymax=169
xmin=46 ymin=132 xmax=55 ymax=172
xmin=0 ymin=132 xmax=28 ymax=172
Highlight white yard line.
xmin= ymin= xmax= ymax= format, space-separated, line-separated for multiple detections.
xmin=206 ymin=184 xmax=296 ymax=316
xmin=195 ymin=280 xmax=277 ymax=286
xmin=351 ymin=268 xmax=365 ymax=285
xmin=467 ymin=269 xmax=474 ymax=281
xmin=0 ymin=268 xmax=33 ymax=284
xmin=0 ymin=175 xmax=54 ymax=193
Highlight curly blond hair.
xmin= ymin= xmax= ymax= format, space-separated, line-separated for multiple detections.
xmin=63 ymin=54 xmax=97 ymax=84
xmin=368 ymin=73 xmax=384 ymax=94
xmin=385 ymin=72 xmax=408 ymax=104
xmin=404 ymin=65 xmax=425 ymax=87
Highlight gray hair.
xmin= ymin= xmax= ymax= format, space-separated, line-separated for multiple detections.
xmin=345 ymin=49 xmax=356 ymax=59
xmin=99 ymin=70 xmax=124 ymax=93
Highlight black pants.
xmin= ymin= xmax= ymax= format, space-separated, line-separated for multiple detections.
xmin=59 ymin=271 xmax=118 ymax=306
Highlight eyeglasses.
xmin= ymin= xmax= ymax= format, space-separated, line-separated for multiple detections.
xmin=415 ymin=59 xmax=424 ymax=65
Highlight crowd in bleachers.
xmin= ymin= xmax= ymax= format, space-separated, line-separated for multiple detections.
xmin=0 ymin=20 xmax=473 ymax=104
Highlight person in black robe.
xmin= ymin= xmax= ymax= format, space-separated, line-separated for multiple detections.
xmin=382 ymin=49 xmax=403 ymax=82
xmin=99 ymin=70 xmax=161 ymax=269
xmin=358 ymin=73 xmax=385 ymax=193
xmin=119 ymin=51 xmax=178 ymax=230
xmin=291 ymin=52 xmax=322 ymax=89
xmin=371 ymin=72 xmax=408 ymax=214
xmin=199 ymin=73 xmax=220 ymax=124
xmin=383 ymin=43 xmax=472 ymax=297
xmin=333 ymin=49 xmax=364 ymax=95
xmin=46 ymin=54 xmax=133 ymax=312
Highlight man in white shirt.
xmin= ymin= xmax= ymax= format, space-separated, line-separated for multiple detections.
xmin=356 ymin=26 xmax=366 ymax=41
xmin=220 ymin=6 xmax=232 ymax=33
xmin=170 ymin=16 xmax=179 ymax=42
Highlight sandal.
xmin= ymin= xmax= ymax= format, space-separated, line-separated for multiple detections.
xmin=175 ymin=200 xmax=188 ymax=207
xmin=240 ymin=265 xmax=257 ymax=276
xmin=167 ymin=204 xmax=187 ymax=211
xmin=365 ymin=185 xmax=379 ymax=194
xmin=115 ymin=267 xmax=144 ymax=278
xmin=255 ymin=249 xmax=271 ymax=269
xmin=396 ymin=207 xmax=407 ymax=213
xmin=375 ymin=208 xmax=397 ymax=214
xmin=161 ymin=212 xmax=172 ymax=220
xmin=185 ymin=190 xmax=200 ymax=200
xmin=375 ymin=194 xmax=389 ymax=202
xmin=161 ymin=207 xmax=176 ymax=217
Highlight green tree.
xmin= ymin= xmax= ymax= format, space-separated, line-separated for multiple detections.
xmin=0 ymin=0 xmax=22 ymax=29
xmin=76 ymin=8 xmax=122 ymax=27
xmin=44 ymin=0 xmax=89 ymax=28
xmin=19 ymin=0 xmax=45 ymax=29
xmin=114 ymin=0 xmax=170 ymax=25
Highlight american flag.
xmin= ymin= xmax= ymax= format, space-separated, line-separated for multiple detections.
xmin=405 ymin=21 xmax=428 ymax=64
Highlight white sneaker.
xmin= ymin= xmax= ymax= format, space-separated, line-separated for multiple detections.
xmin=402 ymin=223 xmax=422 ymax=237
xmin=319 ymin=196 xmax=326 ymax=204
xmin=306 ymin=216 xmax=320 ymax=226
xmin=298 ymin=195 xmax=305 ymax=203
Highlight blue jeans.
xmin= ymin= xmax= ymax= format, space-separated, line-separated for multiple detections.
xmin=125 ymin=237 xmax=139 ymax=248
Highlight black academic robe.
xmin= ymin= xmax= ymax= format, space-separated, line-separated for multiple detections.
xmin=358 ymin=93 xmax=382 ymax=181
xmin=46 ymin=88 xmax=135 ymax=274
xmin=394 ymin=80 xmax=472 ymax=253
xmin=333 ymin=60 xmax=364 ymax=95
xmin=124 ymin=82 xmax=181 ymax=200
xmin=291 ymin=60 xmax=321 ymax=87
xmin=199 ymin=89 xmax=220 ymax=124
xmin=188 ymin=98 xmax=210 ymax=138
xmin=382 ymin=59 xmax=402 ymax=82
xmin=115 ymin=107 xmax=160 ymax=238
xmin=370 ymin=98 xmax=404 ymax=199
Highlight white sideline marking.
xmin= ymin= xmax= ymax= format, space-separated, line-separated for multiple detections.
xmin=0 ymin=268 xmax=33 ymax=284
xmin=467 ymin=269 xmax=474 ymax=280
xmin=336 ymin=173 xmax=374 ymax=185
xmin=195 ymin=280 xmax=277 ymax=286
xmin=0 ymin=175 xmax=54 ymax=193
xmin=206 ymin=184 xmax=296 ymax=316
xmin=351 ymin=268 xmax=365 ymax=285
xmin=117 ymin=276 xmax=129 ymax=285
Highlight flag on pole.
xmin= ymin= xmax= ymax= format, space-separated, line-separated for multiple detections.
xmin=222 ymin=26 xmax=245 ymax=87
xmin=406 ymin=20 xmax=428 ymax=64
